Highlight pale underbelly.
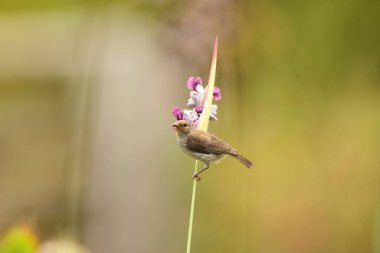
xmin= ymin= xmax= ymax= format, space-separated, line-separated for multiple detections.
xmin=182 ymin=148 xmax=226 ymax=163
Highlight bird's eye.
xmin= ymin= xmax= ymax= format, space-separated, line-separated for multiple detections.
xmin=183 ymin=124 xmax=187 ymax=127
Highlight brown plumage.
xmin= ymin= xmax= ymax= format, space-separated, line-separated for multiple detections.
xmin=170 ymin=120 xmax=253 ymax=180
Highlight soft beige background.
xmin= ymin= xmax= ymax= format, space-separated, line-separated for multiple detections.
xmin=0 ymin=1 xmax=379 ymax=253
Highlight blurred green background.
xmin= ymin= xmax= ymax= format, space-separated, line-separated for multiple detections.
xmin=0 ymin=0 xmax=379 ymax=253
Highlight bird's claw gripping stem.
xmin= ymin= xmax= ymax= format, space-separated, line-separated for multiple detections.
xmin=193 ymin=174 xmax=201 ymax=181
xmin=192 ymin=163 xmax=209 ymax=181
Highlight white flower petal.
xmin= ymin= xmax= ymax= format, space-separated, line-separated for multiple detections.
xmin=183 ymin=110 xmax=191 ymax=121
xmin=210 ymin=104 xmax=218 ymax=115
xmin=190 ymin=91 xmax=200 ymax=105
xmin=209 ymin=114 xmax=218 ymax=121
xmin=187 ymin=98 xmax=196 ymax=108
xmin=196 ymin=85 xmax=205 ymax=94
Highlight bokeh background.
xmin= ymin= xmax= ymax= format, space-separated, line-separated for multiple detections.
xmin=0 ymin=0 xmax=379 ymax=253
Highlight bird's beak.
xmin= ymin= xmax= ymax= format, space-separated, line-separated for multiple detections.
xmin=170 ymin=123 xmax=178 ymax=129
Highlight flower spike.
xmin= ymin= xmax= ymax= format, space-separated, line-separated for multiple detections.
xmin=173 ymin=75 xmax=222 ymax=127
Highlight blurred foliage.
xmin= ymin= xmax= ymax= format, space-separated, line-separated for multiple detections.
xmin=0 ymin=224 xmax=38 ymax=253
xmin=0 ymin=0 xmax=179 ymax=17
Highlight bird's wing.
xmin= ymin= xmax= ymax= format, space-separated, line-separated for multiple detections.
xmin=185 ymin=129 xmax=234 ymax=155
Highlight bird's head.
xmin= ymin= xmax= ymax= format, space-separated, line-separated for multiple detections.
xmin=170 ymin=120 xmax=192 ymax=134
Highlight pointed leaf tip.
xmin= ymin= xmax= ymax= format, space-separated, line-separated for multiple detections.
xmin=198 ymin=37 xmax=218 ymax=131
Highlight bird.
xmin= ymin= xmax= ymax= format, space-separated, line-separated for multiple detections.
xmin=170 ymin=120 xmax=253 ymax=181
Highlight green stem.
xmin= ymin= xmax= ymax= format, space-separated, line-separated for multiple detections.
xmin=185 ymin=36 xmax=218 ymax=253
xmin=186 ymin=161 xmax=198 ymax=253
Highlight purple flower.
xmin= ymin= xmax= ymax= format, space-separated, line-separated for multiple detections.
xmin=171 ymin=76 xmax=222 ymax=127
xmin=195 ymin=105 xmax=204 ymax=114
xmin=187 ymin=76 xmax=203 ymax=90
xmin=172 ymin=106 xmax=183 ymax=120
xmin=213 ymin=87 xmax=222 ymax=101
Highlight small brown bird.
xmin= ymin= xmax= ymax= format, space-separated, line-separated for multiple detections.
xmin=170 ymin=120 xmax=253 ymax=180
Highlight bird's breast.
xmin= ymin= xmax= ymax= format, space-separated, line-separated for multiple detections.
xmin=176 ymin=133 xmax=187 ymax=148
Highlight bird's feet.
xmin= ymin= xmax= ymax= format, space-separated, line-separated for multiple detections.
xmin=193 ymin=174 xmax=201 ymax=181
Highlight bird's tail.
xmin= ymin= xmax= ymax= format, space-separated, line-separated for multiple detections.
xmin=233 ymin=153 xmax=253 ymax=169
